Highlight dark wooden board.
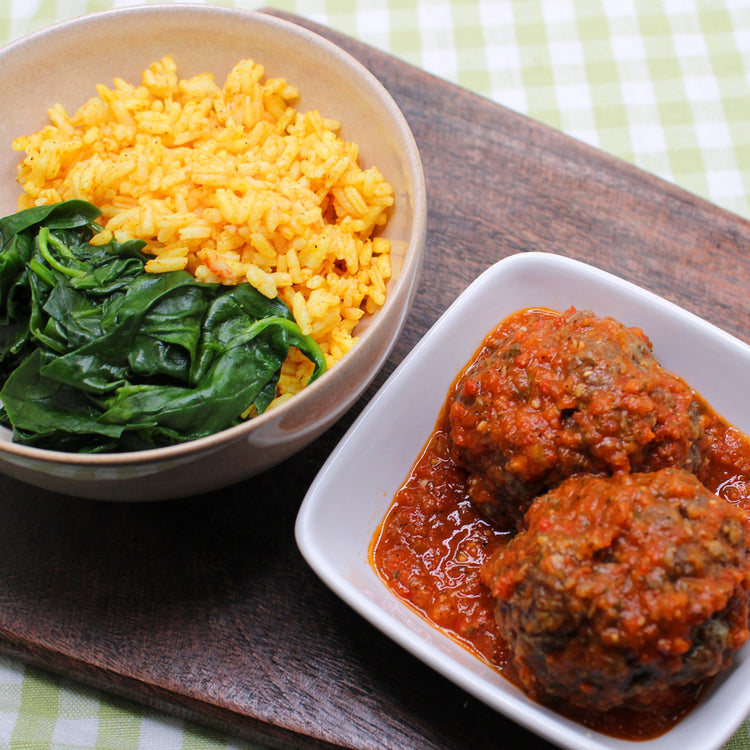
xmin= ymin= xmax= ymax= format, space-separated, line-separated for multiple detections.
xmin=1 ymin=9 xmax=749 ymax=750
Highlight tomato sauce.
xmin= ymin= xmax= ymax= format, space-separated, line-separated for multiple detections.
xmin=370 ymin=308 xmax=750 ymax=741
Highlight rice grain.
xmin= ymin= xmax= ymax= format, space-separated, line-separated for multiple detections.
xmin=13 ymin=55 xmax=394 ymax=404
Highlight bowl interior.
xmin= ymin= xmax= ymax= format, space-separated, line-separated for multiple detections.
xmin=0 ymin=5 xmax=425 ymax=467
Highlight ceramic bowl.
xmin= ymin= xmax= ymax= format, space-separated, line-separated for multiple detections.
xmin=296 ymin=252 xmax=750 ymax=750
xmin=0 ymin=5 xmax=426 ymax=500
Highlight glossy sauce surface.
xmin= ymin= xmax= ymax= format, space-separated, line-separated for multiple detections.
xmin=371 ymin=308 xmax=750 ymax=740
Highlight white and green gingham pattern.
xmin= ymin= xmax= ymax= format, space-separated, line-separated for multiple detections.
xmin=7 ymin=0 xmax=748 ymax=219
xmin=0 ymin=655 xmax=257 ymax=749
xmin=1 ymin=1 xmax=750 ymax=748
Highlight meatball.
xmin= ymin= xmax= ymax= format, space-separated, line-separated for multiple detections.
xmin=481 ymin=469 xmax=750 ymax=713
xmin=448 ymin=308 xmax=704 ymax=527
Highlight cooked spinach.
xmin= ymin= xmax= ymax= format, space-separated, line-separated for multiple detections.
xmin=0 ymin=200 xmax=326 ymax=452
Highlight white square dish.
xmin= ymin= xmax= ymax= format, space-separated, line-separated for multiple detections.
xmin=295 ymin=251 xmax=750 ymax=750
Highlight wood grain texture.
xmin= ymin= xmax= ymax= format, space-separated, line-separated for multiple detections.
xmin=1 ymin=9 xmax=749 ymax=750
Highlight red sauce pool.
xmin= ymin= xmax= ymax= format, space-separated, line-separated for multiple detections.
xmin=370 ymin=308 xmax=750 ymax=741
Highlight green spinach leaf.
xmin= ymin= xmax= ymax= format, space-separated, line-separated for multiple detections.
xmin=0 ymin=200 xmax=326 ymax=452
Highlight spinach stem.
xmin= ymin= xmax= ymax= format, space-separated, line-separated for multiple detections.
xmin=37 ymin=227 xmax=87 ymax=278
xmin=28 ymin=258 xmax=56 ymax=287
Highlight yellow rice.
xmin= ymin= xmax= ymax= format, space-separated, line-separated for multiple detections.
xmin=12 ymin=55 xmax=394 ymax=407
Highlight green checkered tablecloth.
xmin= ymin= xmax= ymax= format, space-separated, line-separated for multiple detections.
xmin=1 ymin=1 xmax=749 ymax=748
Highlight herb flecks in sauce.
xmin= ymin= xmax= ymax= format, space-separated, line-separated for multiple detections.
xmin=371 ymin=308 xmax=750 ymax=741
